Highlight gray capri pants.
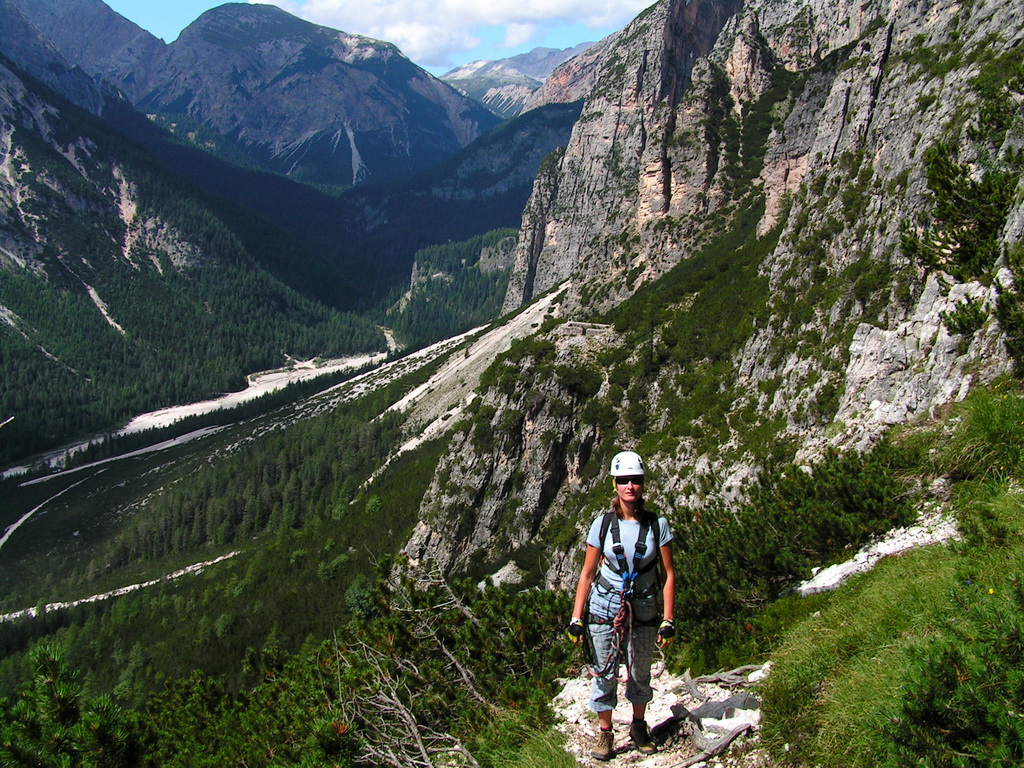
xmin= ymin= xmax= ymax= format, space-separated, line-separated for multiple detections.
xmin=587 ymin=584 xmax=660 ymax=711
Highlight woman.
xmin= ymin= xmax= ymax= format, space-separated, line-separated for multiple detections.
xmin=568 ymin=450 xmax=675 ymax=761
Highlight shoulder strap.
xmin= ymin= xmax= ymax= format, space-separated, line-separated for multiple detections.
xmin=649 ymin=514 xmax=664 ymax=591
xmin=608 ymin=514 xmax=630 ymax=577
xmin=599 ymin=512 xmax=614 ymax=552
xmin=603 ymin=513 xmax=655 ymax=595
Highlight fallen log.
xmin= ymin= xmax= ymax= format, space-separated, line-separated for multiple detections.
xmin=669 ymin=722 xmax=753 ymax=768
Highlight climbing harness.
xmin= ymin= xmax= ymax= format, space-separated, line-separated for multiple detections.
xmin=597 ymin=511 xmax=660 ymax=597
xmin=583 ymin=512 xmax=663 ymax=681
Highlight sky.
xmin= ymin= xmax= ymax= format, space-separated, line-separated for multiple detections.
xmin=102 ymin=0 xmax=655 ymax=75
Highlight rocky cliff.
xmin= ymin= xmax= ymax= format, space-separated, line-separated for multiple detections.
xmin=6 ymin=0 xmax=163 ymax=92
xmin=503 ymin=0 xmax=745 ymax=314
xmin=0 ymin=0 xmax=111 ymax=114
xmin=407 ymin=0 xmax=1024 ymax=583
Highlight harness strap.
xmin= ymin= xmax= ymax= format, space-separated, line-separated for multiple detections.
xmin=607 ymin=513 xmax=655 ymax=597
xmin=589 ymin=611 xmax=662 ymax=628
xmin=596 ymin=573 xmax=659 ymax=596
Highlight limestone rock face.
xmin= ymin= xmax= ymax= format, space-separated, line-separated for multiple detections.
xmin=405 ymin=318 xmax=609 ymax=575
xmin=521 ymin=39 xmax=613 ymax=113
xmin=502 ymin=0 xmax=744 ymax=316
xmin=415 ymin=0 xmax=1023 ymax=577
xmin=835 ymin=276 xmax=1005 ymax=445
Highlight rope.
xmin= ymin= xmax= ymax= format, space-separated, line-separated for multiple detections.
xmin=585 ymin=591 xmax=635 ymax=681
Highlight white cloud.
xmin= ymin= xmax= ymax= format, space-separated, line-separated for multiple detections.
xmin=251 ymin=0 xmax=653 ymax=68
xmin=502 ymin=23 xmax=537 ymax=49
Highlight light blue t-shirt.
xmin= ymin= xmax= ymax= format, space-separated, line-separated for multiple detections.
xmin=587 ymin=513 xmax=672 ymax=596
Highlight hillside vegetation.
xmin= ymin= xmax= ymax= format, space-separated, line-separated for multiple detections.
xmin=0 ymin=61 xmax=385 ymax=466
xmin=4 ymin=378 xmax=1024 ymax=767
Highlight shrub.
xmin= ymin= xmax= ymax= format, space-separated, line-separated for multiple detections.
xmin=930 ymin=384 xmax=1024 ymax=481
xmin=884 ymin=576 xmax=1024 ymax=767
xmin=671 ymin=441 xmax=916 ymax=669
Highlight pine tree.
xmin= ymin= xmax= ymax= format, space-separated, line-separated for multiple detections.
xmin=0 ymin=644 xmax=139 ymax=767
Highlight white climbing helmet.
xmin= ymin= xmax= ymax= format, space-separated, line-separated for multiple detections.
xmin=609 ymin=450 xmax=645 ymax=477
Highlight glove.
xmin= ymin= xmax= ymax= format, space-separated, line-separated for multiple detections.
xmin=658 ymin=619 xmax=675 ymax=647
xmin=567 ymin=618 xmax=584 ymax=644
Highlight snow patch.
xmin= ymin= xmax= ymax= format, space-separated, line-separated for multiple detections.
xmin=443 ymin=60 xmax=490 ymax=79
xmin=84 ymin=284 xmax=126 ymax=335
xmin=0 ymin=552 xmax=239 ymax=623
xmin=798 ymin=506 xmax=960 ymax=596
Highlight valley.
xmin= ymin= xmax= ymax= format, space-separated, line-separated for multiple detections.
xmin=1 ymin=350 xmax=390 ymax=482
xmin=0 ymin=290 xmax=556 ymax=613
xmin=1 ymin=0 xmax=1023 ymax=765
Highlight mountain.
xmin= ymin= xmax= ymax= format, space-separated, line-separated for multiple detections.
xmin=496 ymin=45 xmax=595 ymax=81
xmin=520 ymin=35 xmax=615 ymax=113
xmin=2 ymin=0 xmax=1024 ymax=764
xmin=0 ymin=0 xmax=110 ymax=113
xmin=10 ymin=0 xmax=502 ymax=187
xmin=441 ymin=43 xmax=593 ymax=118
xmin=0 ymin=0 xmax=582 ymax=466
xmin=2 ymin=0 xmax=163 ymax=88
xmin=6 ymin=0 xmax=580 ymax=306
xmin=408 ymin=0 xmax=1023 ymax=583
xmin=0 ymin=28 xmax=384 ymax=464
xmin=337 ymin=99 xmax=583 ymax=283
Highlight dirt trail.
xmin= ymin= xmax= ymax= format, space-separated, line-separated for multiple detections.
xmin=554 ymin=663 xmax=775 ymax=767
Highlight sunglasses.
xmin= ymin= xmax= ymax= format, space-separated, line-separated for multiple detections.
xmin=614 ymin=475 xmax=644 ymax=485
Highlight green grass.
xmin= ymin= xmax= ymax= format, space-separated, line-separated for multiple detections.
xmin=759 ymin=383 xmax=1024 ymax=767
xmin=472 ymin=714 xmax=577 ymax=768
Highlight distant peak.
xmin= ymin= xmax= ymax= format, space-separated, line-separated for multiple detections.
xmin=178 ymin=2 xmax=401 ymax=57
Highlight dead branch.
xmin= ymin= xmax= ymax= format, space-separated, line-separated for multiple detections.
xmin=390 ymin=564 xmax=498 ymax=714
xmin=436 ymin=640 xmax=499 ymax=715
xmin=333 ymin=639 xmax=481 ymax=768
xmin=669 ymin=722 xmax=753 ymax=768
xmin=678 ymin=669 xmax=709 ymax=701
xmin=694 ymin=664 xmax=763 ymax=688
xmin=404 ymin=560 xmax=479 ymax=625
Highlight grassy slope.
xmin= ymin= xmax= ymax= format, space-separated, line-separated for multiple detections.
xmin=759 ymin=383 xmax=1024 ymax=767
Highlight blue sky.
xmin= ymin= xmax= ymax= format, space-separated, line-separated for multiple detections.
xmin=102 ymin=0 xmax=655 ymax=75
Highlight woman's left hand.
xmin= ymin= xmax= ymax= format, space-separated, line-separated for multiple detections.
xmin=658 ymin=619 xmax=675 ymax=646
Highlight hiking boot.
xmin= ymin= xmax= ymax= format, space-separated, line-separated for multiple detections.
xmin=629 ymin=719 xmax=657 ymax=754
xmin=591 ymin=729 xmax=615 ymax=761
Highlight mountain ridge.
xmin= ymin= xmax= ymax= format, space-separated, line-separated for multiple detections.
xmin=10 ymin=0 xmax=501 ymax=186
xmin=440 ymin=43 xmax=594 ymax=118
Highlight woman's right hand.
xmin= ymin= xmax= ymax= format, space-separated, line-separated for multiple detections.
xmin=567 ymin=618 xmax=584 ymax=644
